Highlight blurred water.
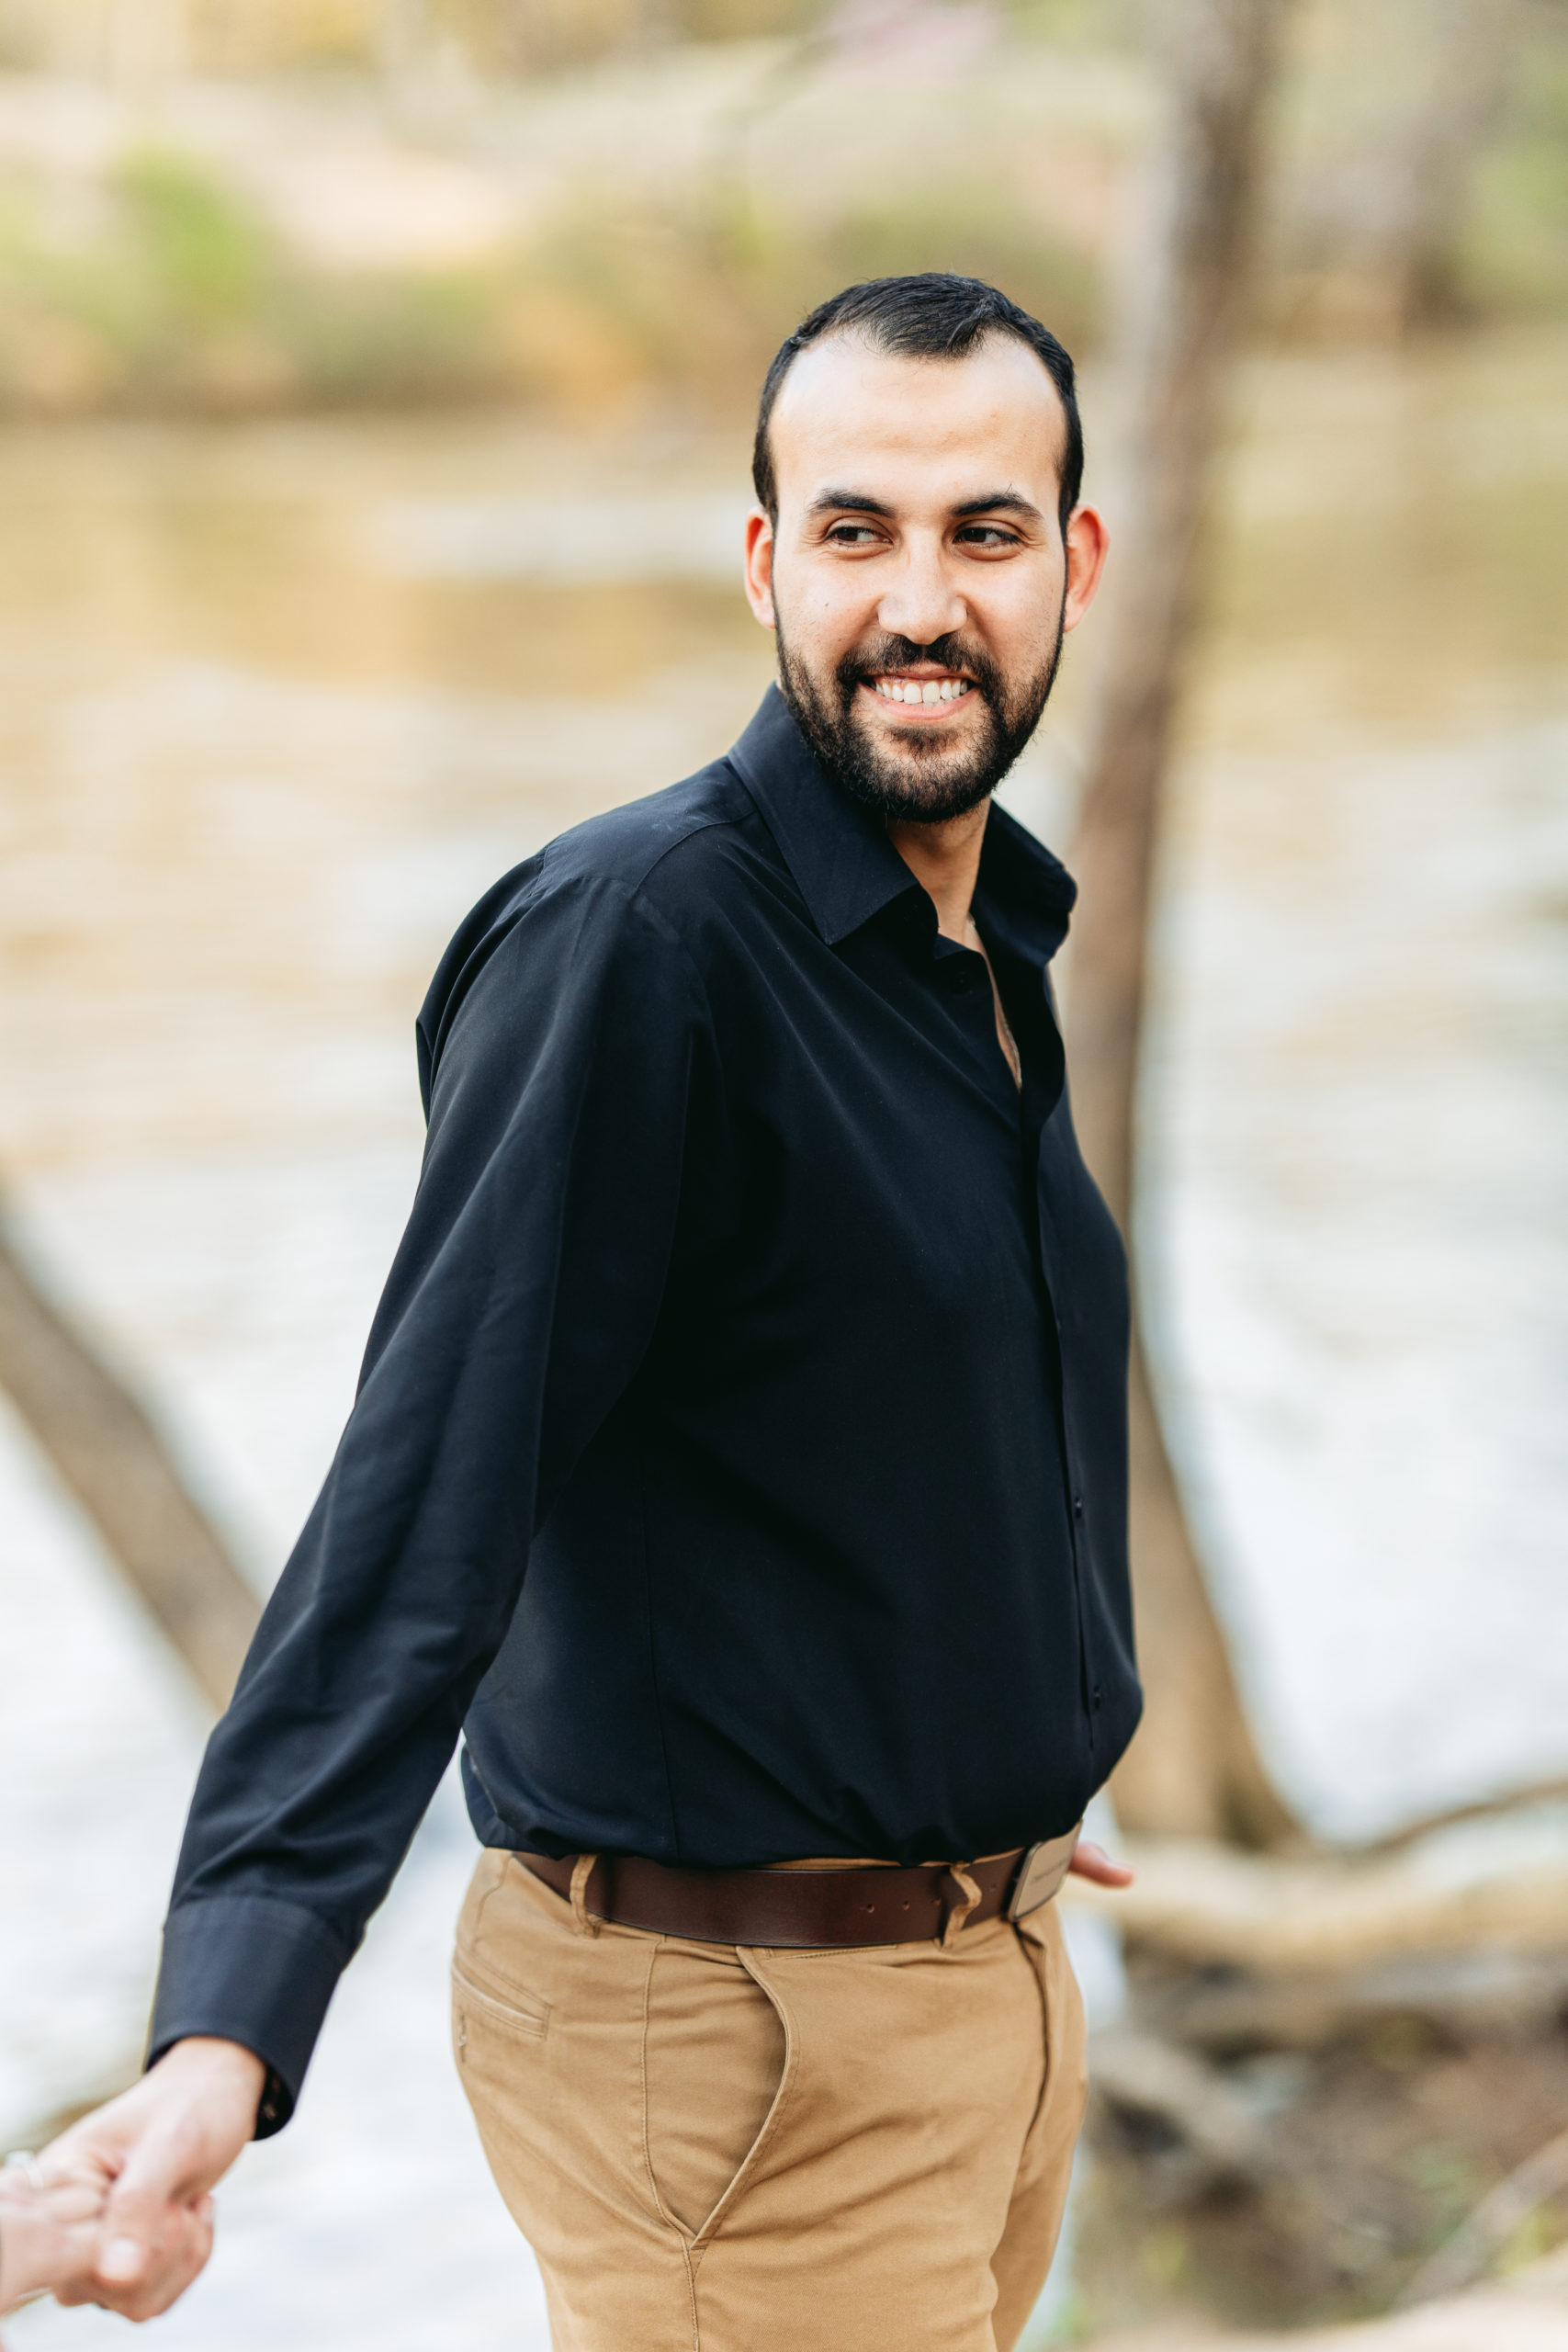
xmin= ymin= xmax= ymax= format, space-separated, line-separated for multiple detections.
xmin=2 ymin=334 xmax=1566 ymax=2343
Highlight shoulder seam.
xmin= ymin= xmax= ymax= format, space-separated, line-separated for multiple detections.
xmin=607 ymin=762 xmax=750 ymax=899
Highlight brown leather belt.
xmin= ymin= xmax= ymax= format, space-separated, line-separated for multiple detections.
xmin=518 ymin=1829 xmax=1079 ymax=1950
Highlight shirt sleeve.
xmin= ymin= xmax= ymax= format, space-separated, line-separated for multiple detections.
xmin=148 ymin=869 xmax=710 ymax=2129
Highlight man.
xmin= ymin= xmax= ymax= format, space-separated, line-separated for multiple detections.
xmin=46 ymin=274 xmax=1141 ymax=2350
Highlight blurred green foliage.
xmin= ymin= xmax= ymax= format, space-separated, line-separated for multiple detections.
xmin=0 ymin=0 xmax=1562 ymax=415
xmin=823 ymin=192 xmax=1100 ymax=342
xmin=502 ymin=177 xmax=1100 ymax=411
xmin=0 ymin=147 xmax=509 ymax=410
xmin=1462 ymin=48 xmax=1568 ymax=313
xmin=112 ymin=148 xmax=275 ymax=350
xmin=0 ymin=135 xmax=1101 ymax=414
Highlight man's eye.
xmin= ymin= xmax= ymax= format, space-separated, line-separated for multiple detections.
xmin=955 ymin=526 xmax=1020 ymax=548
xmin=827 ymin=524 xmax=882 ymax=545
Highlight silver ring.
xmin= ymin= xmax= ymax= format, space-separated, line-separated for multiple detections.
xmin=4 ymin=2149 xmax=47 ymax=2191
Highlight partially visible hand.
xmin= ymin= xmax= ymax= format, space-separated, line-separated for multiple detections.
xmin=1067 ymin=1838 xmax=1134 ymax=1889
xmin=39 ymin=2036 xmax=265 ymax=2321
xmin=0 ymin=2167 xmax=107 ymax=2314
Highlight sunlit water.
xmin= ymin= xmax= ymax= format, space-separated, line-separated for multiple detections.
xmin=2 ymin=334 xmax=1565 ymax=2346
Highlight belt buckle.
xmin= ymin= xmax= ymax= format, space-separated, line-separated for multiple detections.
xmin=1006 ymin=1826 xmax=1080 ymax=1921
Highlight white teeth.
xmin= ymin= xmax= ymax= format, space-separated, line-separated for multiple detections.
xmin=874 ymin=676 xmax=969 ymax=704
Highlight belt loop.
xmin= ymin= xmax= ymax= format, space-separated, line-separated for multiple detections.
xmin=570 ymin=1852 xmax=602 ymax=1937
xmin=942 ymin=1861 xmax=982 ymax=1948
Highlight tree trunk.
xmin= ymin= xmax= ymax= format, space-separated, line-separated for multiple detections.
xmin=0 ymin=1205 xmax=259 ymax=1712
xmin=1066 ymin=0 xmax=1297 ymax=1846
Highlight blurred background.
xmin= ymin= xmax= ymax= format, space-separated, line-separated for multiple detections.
xmin=0 ymin=1 xmax=1565 ymax=2345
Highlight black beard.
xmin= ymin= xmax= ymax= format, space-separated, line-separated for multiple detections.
xmin=775 ymin=609 xmax=1065 ymax=825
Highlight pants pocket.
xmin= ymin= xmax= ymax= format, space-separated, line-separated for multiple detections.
xmin=452 ymin=1953 xmax=552 ymax=2059
xmin=641 ymin=1942 xmax=794 ymax=2245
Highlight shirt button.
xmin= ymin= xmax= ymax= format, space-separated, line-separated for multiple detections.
xmin=1072 ymin=1494 xmax=1085 ymax=1519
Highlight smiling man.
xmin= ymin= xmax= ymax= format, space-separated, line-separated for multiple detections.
xmin=46 ymin=277 xmax=1142 ymax=2352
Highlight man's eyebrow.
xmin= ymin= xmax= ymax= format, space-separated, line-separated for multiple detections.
xmin=805 ymin=489 xmax=1046 ymax=524
xmin=951 ymin=491 xmax=1044 ymax=522
xmin=807 ymin=489 xmax=896 ymax=516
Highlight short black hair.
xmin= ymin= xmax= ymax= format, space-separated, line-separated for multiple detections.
xmin=751 ymin=273 xmax=1083 ymax=534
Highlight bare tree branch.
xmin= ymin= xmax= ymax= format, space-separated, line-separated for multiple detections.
xmin=0 ymin=1203 xmax=259 ymax=1713
xmin=1398 ymin=2123 xmax=1568 ymax=2307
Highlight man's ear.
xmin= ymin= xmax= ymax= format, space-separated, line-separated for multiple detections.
xmin=744 ymin=511 xmax=777 ymax=629
xmin=1062 ymin=503 xmax=1109 ymax=633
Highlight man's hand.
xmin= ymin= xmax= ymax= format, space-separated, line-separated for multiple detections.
xmin=1067 ymin=1838 xmax=1134 ymax=1889
xmin=38 ymin=2036 xmax=265 ymax=2321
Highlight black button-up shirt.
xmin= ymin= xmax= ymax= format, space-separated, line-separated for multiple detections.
xmin=151 ymin=686 xmax=1141 ymax=2126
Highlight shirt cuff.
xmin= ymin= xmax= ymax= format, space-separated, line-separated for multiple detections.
xmin=148 ymin=1895 xmax=354 ymax=2137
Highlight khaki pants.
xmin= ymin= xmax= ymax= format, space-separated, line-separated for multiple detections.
xmin=453 ymin=1849 xmax=1087 ymax=2352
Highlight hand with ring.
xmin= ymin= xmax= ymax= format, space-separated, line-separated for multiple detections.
xmin=0 ymin=2149 xmax=112 ymax=2317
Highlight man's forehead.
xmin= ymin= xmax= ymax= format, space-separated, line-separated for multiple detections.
xmin=768 ymin=330 xmax=1066 ymax=503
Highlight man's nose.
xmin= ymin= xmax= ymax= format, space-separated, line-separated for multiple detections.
xmin=876 ymin=546 xmax=966 ymax=647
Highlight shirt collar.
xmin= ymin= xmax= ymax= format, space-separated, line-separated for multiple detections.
xmin=728 ymin=683 xmax=1077 ymax=959
xmin=975 ymin=798 xmax=1078 ymax=965
xmin=728 ymin=685 xmax=916 ymax=946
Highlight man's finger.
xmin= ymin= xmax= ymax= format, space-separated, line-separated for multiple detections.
xmin=66 ymin=2196 xmax=214 ymax=2323
xmin=94 ymin=2117 xmax=207 ymax=2291
xmin=44 ymin=2041 xmax=254 ymax=2317
xmin=1067 ymin=1838 xmax=1135 ymax=1888
xmin=39 ymin=2114 xmax=127 ymax=2194
xmin=114 ymin=2199 xmax=215 ymax=2323
xmin=96 ymin=2235 xmax=148 ymax=2287
xmin=91 ymin=2186 xmax=211 ymax=2311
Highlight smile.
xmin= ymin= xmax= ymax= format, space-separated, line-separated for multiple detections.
xmin=866 ymin=675 xmax=974 ymax=708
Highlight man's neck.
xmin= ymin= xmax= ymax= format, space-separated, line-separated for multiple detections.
xmin=886 ymin=800 xmax=991 ymax=943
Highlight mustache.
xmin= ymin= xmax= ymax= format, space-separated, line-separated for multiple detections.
xmin=836 ymin=633 xmax=1000 ymax=698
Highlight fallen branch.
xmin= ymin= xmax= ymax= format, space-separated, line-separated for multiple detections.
xmin=1064 ymin=1832 xmax=1568 ymax=1973
xmin=1359 ymin=1777 xmax=1568 ymax=1858
xmin=1138 ymin=1944 xmax=1568 ymax=2055
xmin=1089 ymin=2025 xmax=1267 ymax=2197
xmin=0 ymin=1206 xmax=260 ymax=1712
xmin=1087 ymin=2246 xmax=1568 ymax=2346
xmin=1397 ymin=2125 xmax=1568 ymax=2309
